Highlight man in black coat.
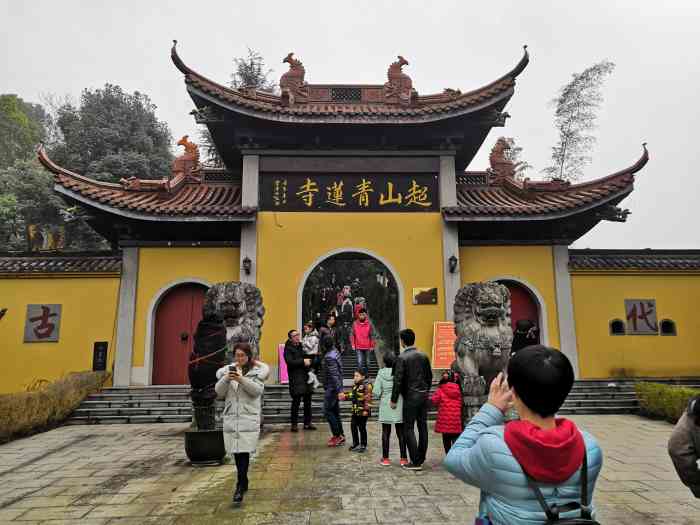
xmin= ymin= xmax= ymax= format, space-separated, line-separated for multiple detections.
xmin=391 ymin=328 xmax=433 ymax=470
xmin=284 ymin=329 xmax=316 ymax=431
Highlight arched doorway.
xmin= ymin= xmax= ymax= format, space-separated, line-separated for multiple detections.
xmin=300 ymin=251 xmax=401 ymax=376
xmin=152 ymin=283 xmax=208 ymax=385
xmin=495 ymin=279 xmax=543 ymax=345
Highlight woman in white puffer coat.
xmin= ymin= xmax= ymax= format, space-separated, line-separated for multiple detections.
xmin=215 ymin=342 xmax=269 ymax=507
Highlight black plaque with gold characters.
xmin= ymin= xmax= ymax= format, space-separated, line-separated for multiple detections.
xmin=260 ymin=173 xmax=439 ymax=212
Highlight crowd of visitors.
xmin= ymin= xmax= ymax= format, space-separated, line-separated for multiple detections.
xmin=215 ymin=317 xmax=698 ymax=521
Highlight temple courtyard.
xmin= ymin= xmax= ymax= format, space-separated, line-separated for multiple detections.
xmin=0 ymin=415 xmax=698 ymax=524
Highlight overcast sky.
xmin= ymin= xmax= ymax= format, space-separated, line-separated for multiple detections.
xmin=2 ymin=1 xmax=698 ymax=249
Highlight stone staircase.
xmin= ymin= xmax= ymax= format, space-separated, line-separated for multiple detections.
xmin=339 ymin=349 xmax=380 ymax=379
xmin=65 ymin=378 xmax=700 ymax=426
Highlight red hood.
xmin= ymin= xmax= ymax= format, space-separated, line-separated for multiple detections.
xmin=441 ymin=382 xmax=462 ymax=400
xmin=504 ymin=418 xmax=585 ymax=484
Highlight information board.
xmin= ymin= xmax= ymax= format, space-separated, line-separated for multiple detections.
xmin=432 ymin=321 xmax=456 ymax=369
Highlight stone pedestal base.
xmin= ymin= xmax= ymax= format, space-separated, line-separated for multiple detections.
xmin=462 ymin=375 xmax=487 ymax=423
xmin=184 ymin=430 xmax=226 ymax=466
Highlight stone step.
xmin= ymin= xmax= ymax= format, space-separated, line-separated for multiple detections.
xmin=68 ymin=377 xmax=699 ymax=425
xmin=65 ymin=414 xmax=193 ymax=425
xmin=73 ymin=407 xmax=193 ymax=417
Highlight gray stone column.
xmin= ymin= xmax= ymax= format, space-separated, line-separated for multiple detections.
xmin=240 ymin=155 xmax=259 ymax=284
xmin=553 ymin=245 xmax=580 ymax=377
xmin=113 ymin=247 xmax=139 ymax=386
xmin=440 ymin=155 xmax=460 ymax=320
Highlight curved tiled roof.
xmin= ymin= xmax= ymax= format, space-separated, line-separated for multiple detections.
xmin=37 ymin=148 xmax=255 ymax=222
xmin=171 ymin=41 xmax=529 ymax=124
xmin=443 ymin=145 xmax=649 ymax=220
xmin=0 ymin=253 xmax=121 ymax=274
xmin=569 ymin=250 xmax=700 ymax=272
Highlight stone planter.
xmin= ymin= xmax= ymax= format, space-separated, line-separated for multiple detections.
xmin=184 ymin=429 xmax=226 ymax=465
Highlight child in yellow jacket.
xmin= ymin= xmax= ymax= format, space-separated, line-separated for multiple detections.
xmin=339 ymin=369 xmax=373 ymax=452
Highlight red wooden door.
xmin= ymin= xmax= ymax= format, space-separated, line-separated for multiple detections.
xmin=153 ymin=283 xmax=207 ymax=385
xmin=501 ymin=281 xmax=540 ymax=337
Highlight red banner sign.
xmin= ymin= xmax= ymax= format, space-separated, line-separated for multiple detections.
xmin=432 ymin=321 xmax=456 ymax=369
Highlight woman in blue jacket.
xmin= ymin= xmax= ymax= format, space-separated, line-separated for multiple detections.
xmin=444 ymin=346 xmax=603 ymax=525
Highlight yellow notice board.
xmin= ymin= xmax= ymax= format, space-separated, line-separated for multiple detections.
xmin=432 ymin=321 xmax=456 ymax=369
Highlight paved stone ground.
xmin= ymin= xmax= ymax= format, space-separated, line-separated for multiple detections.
xmin=0 ymin=415 xmax=698 ymax=524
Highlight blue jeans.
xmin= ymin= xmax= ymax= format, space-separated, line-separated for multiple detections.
xmin=324 ymin=392 xmax=344 ymax=437
xmin=356 ymin=349 xmax=370 ymax=374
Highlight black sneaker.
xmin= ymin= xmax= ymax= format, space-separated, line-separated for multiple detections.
xmin=290 ymin=426 xmax=299 ymax=433
xmin=304 ymin=424 xmax=317 ymax=431
xmin=348 ymin=444 xmax=360 ymax=452
xmin=356 ymin=446 xmax=367 ymax=453
xmin=401 ymin=462 xmax=422 ymax=471
xmin=232 ymin=486 xmax=244 ymax=506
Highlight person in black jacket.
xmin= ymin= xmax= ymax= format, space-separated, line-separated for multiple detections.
xmin=322 ymin=335 xmax=345 ymax=447
xmin=391 ymin=328 xmax=433 ymax=470
xmin=283 ymin=329 xmax=316 ymax=432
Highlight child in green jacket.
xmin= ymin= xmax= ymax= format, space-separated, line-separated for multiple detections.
xmin=373 ymin=352 xmax=407 ymax=466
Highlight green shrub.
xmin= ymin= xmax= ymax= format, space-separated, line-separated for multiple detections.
xmin=635 ymin=382 xmax=700 ymax=423
xmin=0 ymin=371 xmax=109 ymax=442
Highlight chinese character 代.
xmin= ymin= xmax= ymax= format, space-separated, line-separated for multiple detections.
xmin=295 ymin=178 xmax=319 ymax=207
xmin=404 ymin=180 xmax=432 ymax=207
xmin=379 ymin=182 xmax=402 ymax=206
xmin=352 ymin=178 xmax=374 ymax=207
xmin=626 ymin=301 xmax=658 ymax=332
xmin=29 ymin=305 xmax=57 ymax=339
xmin=325 ymin=181 xmax=347 ymax=207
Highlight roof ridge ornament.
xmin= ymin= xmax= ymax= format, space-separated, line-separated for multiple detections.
xmin=384 ymin=55 xmax=415 ymax=105
xmin=119 ymin=135 xmax=201 ymax=192
xmin=487 ymin=137 xmax=517 ymax=182
xmin=280 ymin=52 xmax=309 ymax=106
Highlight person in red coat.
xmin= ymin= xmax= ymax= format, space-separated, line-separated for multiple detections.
xmin=431 ymin=370 xmax=463 ymax=453
xmin=350 ymin=309 xmax=375 ymax=375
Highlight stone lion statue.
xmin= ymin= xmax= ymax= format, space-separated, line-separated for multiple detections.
xmin=203 ymin=282 xmax=265 ymax=359
xmin=451 ymin=281 xmax=513 ymax=420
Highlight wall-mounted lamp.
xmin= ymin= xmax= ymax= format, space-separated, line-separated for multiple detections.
xmin=448 ymin=255 xmax=458 ymax=274
xmin=242 ymin=256 xmax=252 ymax=275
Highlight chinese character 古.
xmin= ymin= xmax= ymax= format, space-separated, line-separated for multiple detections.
xmin=352 ymin=178 xmax=374 ymax=207
xmin=379 ymin=182 xmax=402 ymax=206
xmin=296 ymin=178 xmax=319 ymax=207
xmin=325 ymin=181 xmax=347 ymax=207
xmin=30 ymin=306 xmax=57 ymax=339
xmin=404 ymin=180 xmax=432 ymax=207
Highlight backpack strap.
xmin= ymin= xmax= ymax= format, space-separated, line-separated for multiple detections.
xmin=524 ymin=449 xmax=592 ymax=522
xmin=579 ymin=450 xmax=593 ymax=519
xmin=525 ymin=475 xmax=559 ymax=521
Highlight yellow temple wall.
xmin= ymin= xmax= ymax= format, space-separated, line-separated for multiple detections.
xmin=255 ymin=212 xmax=445 ymax=368
xmin=0 ymin=274 xmax=120 ymax=394
xmin=130 ymin=247 xmax=240 ymax=382
xmin=458 ymin=245 xmax=561 ymax=350
xmin=572 ymin=271 xmax=700 ymax=378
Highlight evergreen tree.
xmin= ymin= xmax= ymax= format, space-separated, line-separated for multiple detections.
xmin=0 ymin=84 xmax=172 ymax=252
xmin=49 ymin=84 xmax=173 ymax=182
xmin=199 ymin=49 xmax=276 ymax=165
xmin=0 ymin=94 xmax=47 ymax=169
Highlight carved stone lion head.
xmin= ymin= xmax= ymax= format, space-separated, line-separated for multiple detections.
xmin=471 ymin=282 xmax=510 ymax=327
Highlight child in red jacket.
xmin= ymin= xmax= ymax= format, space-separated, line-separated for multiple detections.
xmin=431 ymin=370 xmax=463 ymax=453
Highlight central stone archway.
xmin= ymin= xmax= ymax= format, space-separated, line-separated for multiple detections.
xmin=298 ymin=249 xmax=405 ymax=369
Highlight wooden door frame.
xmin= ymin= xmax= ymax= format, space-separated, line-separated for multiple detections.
xmin=143 ymin=278 xmax=211 ymax=386
xmin=489 ymin=276 xmax=549 ymax=346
